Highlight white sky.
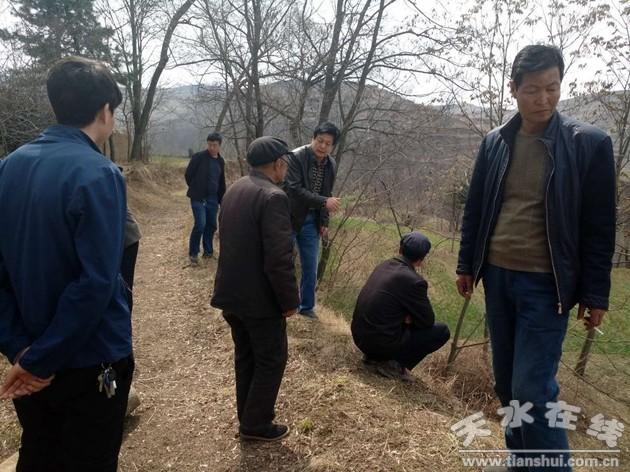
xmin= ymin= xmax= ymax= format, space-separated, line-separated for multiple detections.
xmin=0 ymin=0 xmax=621 ymax=103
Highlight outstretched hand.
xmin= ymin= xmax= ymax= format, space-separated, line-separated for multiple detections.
xmin=0 ymin=362 xmax=54 ymax=400
xmin=325 ymin=197 xmax=341 ymax=213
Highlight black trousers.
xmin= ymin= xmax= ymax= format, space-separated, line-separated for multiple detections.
xmin=13 ymin=355 xmax=134 ymax=472
xmin=395 ymin=322 xmax=450 ymax=369
xmin=120 ymin=241 xmax=139 ymax=314
xmin=223 ymin=312 xmax=288 ymax=434
xmin=359 ymin=322 xmax=451 ymax=370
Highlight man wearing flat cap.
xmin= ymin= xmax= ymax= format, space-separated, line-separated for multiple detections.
xmin=211 ymin=136 xmax=299 ymax=441
xmin=351 ymin=231 xmax=450 ymax=381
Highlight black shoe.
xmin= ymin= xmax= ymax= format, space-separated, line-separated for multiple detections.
xmin=374 ymin=360 xmax=405 ymax=380
xmin=240 ymin=424 xmax=290 ymax=442
xmin=298 ymin=309 xmax=318 ymax=320
xmin=400 ymin=367 xmax=413 ymax=383
xmin=362 ymin=355 xmax=379 ymax=366
xmin=189 ymin=255 xmax=199 ymax=265
xmin=202 ymin=252 xmax=213 ymax=258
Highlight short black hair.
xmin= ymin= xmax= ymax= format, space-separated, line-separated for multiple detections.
xmin=47 ymin=56 xmax=122 ymax=127
xmin=207 ymin=132 xmax=223 ymax=143
xmin=313 ymin=122 xmax=340 ymax=145
xmin=511 ymin=45 xmax=565 ymax=89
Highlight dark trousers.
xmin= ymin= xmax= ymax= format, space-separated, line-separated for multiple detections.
xmin=358 ymin=323 xmax=450 ymax=370
xmin=121 ymin=241 xmax=139 ymax=314
xmin=395 ymin=322 xmax=450 ymax=370
xmin=223 ymin=312 xmax=288 ymax=434
xmin=13 ymin=356 xmax=134 ymax=472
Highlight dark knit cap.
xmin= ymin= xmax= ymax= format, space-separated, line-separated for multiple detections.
xmin=400 ymin=231 xmax=431 ymax=261
xmin=246 ymin=136 xmax=290 ymax=167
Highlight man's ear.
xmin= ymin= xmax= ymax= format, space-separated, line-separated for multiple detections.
xmin=509 ymin=80 xmax=517 ymax=98
xmin=95 ymin=103 xmax=110 ymax=124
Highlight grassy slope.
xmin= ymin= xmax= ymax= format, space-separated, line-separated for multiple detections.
xmin=324 ymin=215 xmax=630 ymax=357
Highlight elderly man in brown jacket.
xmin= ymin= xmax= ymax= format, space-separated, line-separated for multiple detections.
xmin=211 ymin=136 xmax=299 ymax=442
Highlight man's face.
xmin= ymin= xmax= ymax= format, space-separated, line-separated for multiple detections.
xmin=510 ymin=67 xmax=561 ymax=133
xmin=207 ymin=140 xmax=221 ymax=157
xmin=311 ymin=133 xmax=335 ymax=160
xmin=274 ymin=155 xmax=289 ymax=183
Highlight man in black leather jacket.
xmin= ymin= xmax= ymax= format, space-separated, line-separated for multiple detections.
xmin=456 ymin=45 xmax=615 ymax=472
xmin=285 ymin=122 xmax=342 ymax=319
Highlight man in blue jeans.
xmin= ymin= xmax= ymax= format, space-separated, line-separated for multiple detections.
xmin=285 ymin=122 xmax=342 ymax=319
xmin=185 ymin=132 xmax=226 ymax=264
xmin=456 ymin=45 xmax=616 ymax=472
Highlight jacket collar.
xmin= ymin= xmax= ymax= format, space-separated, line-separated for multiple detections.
xmin=499 ymin=111 xmax=562 ymax=147
xmin=249 ymin=168 xmax=277 ymax=185
xmin=203 ymin=150 xmax=223 ymax=160
xmin=43 ymin=125 xmax=103 ymax=154
xmin=393 ymin=255 xmax=416 ymax=271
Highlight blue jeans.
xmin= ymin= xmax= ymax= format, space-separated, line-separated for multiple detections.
xmin=189 ymin=198 xmax=218 ymax=257
xmin=483 ymin=264 xmax=571 ymax=472
xmin=295 ymin=213 xmax=320 ymax=313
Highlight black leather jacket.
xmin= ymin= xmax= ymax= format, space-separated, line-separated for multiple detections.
xmin=284 ymin=145 xmax=337 ymax=232
xmin=457 ymin=112 xmax=616 ymax=312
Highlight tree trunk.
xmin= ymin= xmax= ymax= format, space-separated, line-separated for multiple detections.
xmin=128 ymin=0 xmax=195 ymax=161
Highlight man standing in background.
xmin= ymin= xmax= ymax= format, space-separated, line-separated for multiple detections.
xmin=285 ymin=122 xmax=342 ymax=319
xmin=185 ymin=132 xmax=226 ymax=264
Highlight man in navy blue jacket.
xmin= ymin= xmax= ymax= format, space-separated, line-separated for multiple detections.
xmin=0 ymin=57 xmax=133 ymax=472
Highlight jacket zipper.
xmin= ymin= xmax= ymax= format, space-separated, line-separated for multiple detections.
xmin=474 ymin=155 xmax=510 ymax=283
xmin=542 ymin=141 xmax=563 ymax=314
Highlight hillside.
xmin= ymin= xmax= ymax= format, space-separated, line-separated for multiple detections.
xmin=1 ymin=162 xmax=628 ymax=471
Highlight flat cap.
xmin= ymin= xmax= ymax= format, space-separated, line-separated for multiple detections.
xmin=246 ymin=136 xmax=290 ymax=167
xmin=400 ymin=231 xmax=431 ymax=261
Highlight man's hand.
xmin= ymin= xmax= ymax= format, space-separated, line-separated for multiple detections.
xmin=283 ymin=308 xmax=298 ymax=318
xmin=577 ymin=304 xmax=606 ymax=330
xmin=0 ymin=363 xmax=54 ymax=400
xmin=456 ymin=274 xmax=474 ymax=299
xmin=325 ymin=197 xmax=341 ymax=213
xmin=320 ymin=226 xmax=329 ymax=239
xmin=403 ymin=315 xmax=412 ymax=325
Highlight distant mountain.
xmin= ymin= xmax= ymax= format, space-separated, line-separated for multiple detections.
xmin=144 ymin=82 xmax=623 ymax=159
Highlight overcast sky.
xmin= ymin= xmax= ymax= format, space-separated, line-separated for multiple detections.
xmin=0 ymin=0 xmax=620 ymax=102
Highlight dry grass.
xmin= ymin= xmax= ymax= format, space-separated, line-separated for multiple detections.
xmin=1 ymin=163 xmax=628 ymax=471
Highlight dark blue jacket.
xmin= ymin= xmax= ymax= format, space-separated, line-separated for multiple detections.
xmin=457 ymin=112 xmax=616 ymax=312
xmin=0 ymin=125 xmax=132 ymax=378
xmin=185 ymin=150 xmax=226 ymax=203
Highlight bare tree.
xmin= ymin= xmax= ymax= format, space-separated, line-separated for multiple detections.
xmin=100 ymin=0 xmax=195 ymax=161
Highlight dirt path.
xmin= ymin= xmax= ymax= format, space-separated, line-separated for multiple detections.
xmin=117 ymin=178 xmax=480 ymax=472
xmin=3 ymin=168 xmax=626 ymax=471
xmin=0 ymin=173 xmax=471 ymax=472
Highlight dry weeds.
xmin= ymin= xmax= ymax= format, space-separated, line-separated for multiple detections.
xmin=0 ymin=162 xmax=627 ymax=471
